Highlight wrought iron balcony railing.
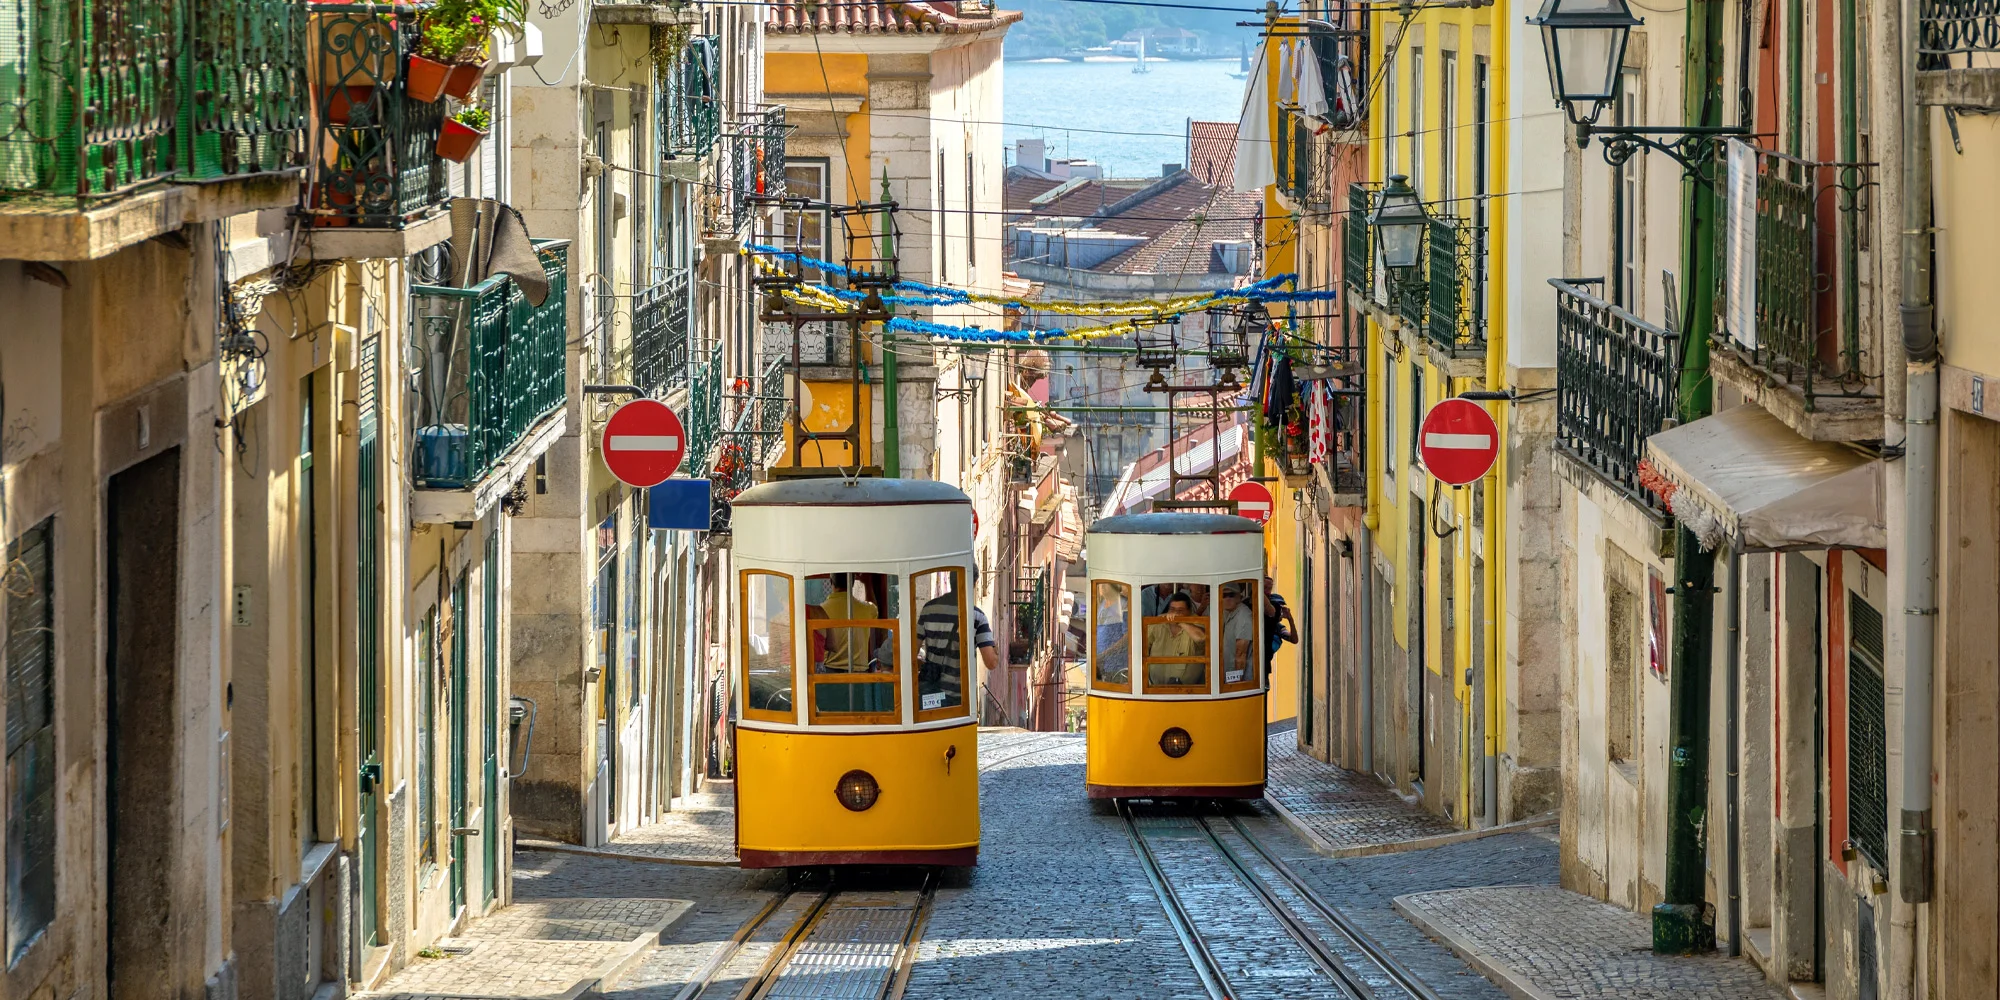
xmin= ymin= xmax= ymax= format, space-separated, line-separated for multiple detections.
xmin=727 ymin=106 xmax=786 ymax=233
xmin=0 ymin=0 xmax=307 ymax=201
xmin=709 ymin=354 xmax=789 ymax=533
xmin=410 ymin=240 xmax=571 ymax=490
xmin=1343 ymin=182 xmax=1373 ymax=293
xmin=304 ymin=3 xmax=449 ymax=229
xmin=684 ymin=339 xmax=724 ymax=477
xmin=1552 ymin=278 xmax=1678 ymax=511
xmin=632 ymin=269 xmax=693 ymax=395
xmin=1919 ymin=0 xmax=2000 ymax=61
xmin=1425 ymin=215 xmax=1487 ymax=356
xmin=660 ymin=34 xmax=720 ymax=159
xmin=1714 ymin=146 xmax=1875 ymax=410
xmin=1276 ymin=111 xmax=1314 ymax=205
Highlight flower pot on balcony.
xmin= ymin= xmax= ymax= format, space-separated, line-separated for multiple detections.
xmin=443 ymin=60 xmax=487 ymax=102
xmin=406 ymin=54 xmax=450 ymax=103
xmin=437 ymin=118 xmax=488 ymax=163
xmin=414 ymin=424 xmax=470 ymax=488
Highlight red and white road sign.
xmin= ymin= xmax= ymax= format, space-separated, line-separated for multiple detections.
xmin=1418 ymin=398 xmax=1500 ymax=486
xmin=601 ymin=399 xmax=687 ymax=488
xmin=1229 ymin=481 xmax=1275 ymax=526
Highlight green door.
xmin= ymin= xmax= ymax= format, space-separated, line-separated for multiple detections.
xmin=449 ymin=572 xmax=469 ymax=913
xmin=482 ymin=528 xmax=501 ymax=906
xmin=357 ymin=337 xmax=383 ymax=947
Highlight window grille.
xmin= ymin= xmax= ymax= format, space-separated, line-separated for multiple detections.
xmin=1847 ymin=591 xmax=1888 ymax=870
xmin=5 ymin=520 xmax=55 ymax=963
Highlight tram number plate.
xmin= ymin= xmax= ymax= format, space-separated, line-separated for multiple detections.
xmin=921 ymin=692 xmax=946 ymax=710
xmin=1225 ymin=669 xmax=1246 ymax=683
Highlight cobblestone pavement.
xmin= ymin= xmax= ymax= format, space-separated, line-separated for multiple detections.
xmin=1263 ymin=728 xmax=1470 ymax=855
xmin=519 ymin=785 xmax=739 ymax=867
xmin=1396 ymin=885 xmax=1787 ymax=1000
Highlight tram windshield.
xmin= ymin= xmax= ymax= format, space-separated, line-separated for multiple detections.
xmin=913 ymin=568 xmax=967 ymax=718
xmin=742 ymin=571 xmax=795 ymax=721
xmin=1217 ymin=579 xmax=1260 ymax=689
xmin=1142 ymin=583 xmax=1210 ymax=692
xmin=1091 ymin=581 xmax=1131 ymax=688
xmin=805 ymin=572 xmax=900 ymax=722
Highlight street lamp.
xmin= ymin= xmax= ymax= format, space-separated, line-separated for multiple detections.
xmin=1527 ymin=0 xmax=1639 ymax=129
xmin=1368 ymin=174 xmax=1427 ymax=272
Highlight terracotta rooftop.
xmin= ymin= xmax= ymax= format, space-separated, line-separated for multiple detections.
xmin=766 ymin=0 xmax=1023 ymax=34
xmin=1186 ymin=120 xmax=1237 ymax=189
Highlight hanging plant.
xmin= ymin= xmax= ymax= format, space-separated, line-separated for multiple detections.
xmin=437 ymin=103 xmax=491 ymax=162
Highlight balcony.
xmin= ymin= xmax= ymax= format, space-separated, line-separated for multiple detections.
xmin=1708 ymin=147 xmax=1880 ymax=441
xmin=1343 ymin=182 xmax=1374 ymax=294
xmin=409 ymin=239 xmax=571 ymax=522
xmin=660 ymin=34 xmax=720 ymax=166
xmin=1276 ymin=112 xmax=1315 ymax=207
xmin=1422 ymin=215 xmax=1487 ymax=370
xmin=715 ymin=106 xmax=785 ymax=235
xmin=301 ymin=3 xmax=452 ymax=258
xmin=1552 ymin=279 xmax=1679 ymax=517
xmin=684 ymin=340 xmax=725 ymax=477
xmin=709 ymin=355 xmax=789 ymax=534
xmin=1918 ymin=0 xmax=2000 ymax=107
xmin=0 ymin=0 xmax=309 ymax=260
xmin=632 ymin=270 xmax=694 ymax=395
xmin=592 ymin=0 xmax=701 ymax=24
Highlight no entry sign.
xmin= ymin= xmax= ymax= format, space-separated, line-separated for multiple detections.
xmin=1229 ymin=481 xmax=1275 ymax=525
xmin=1418 ymin=398 xmax=1500 ymax=485
xmin=601 ymin=399 xmax=687 ymax=488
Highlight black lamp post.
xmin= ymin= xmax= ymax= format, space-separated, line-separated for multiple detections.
xmin=1528 ymin=0 xmax=1744 ymax=172
xmin=1368 ymin=174 xmax=1428 ymax=273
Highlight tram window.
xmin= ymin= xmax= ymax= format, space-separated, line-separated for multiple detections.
xmin=805 ymin=572 xmax=901 ymax=722
xmin=1218 ymin=579 xmax=1261 ymax=690
xmin=1091 ymin=582 xmax=1132 ymax=689
xmin=1142 ymin=584 xmax=1210 ymax=693
xmin=741 ymin=571 xmax=796 ymax=722
xmin=913 ymin=568 xmax=968 ymax=719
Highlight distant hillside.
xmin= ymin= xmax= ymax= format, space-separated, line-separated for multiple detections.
xmin=1002 ymin=0 xmax=1254 ymax=59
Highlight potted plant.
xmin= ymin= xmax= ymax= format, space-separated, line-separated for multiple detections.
xmin=438 ymin=103 xmax=491 ymax=163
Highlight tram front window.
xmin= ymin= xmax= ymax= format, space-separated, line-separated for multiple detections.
xmin=1218 ymin=579 xmax=1260 ymax=688
xmin=742 ymin=571 xmax=796 ymax=721
xmin=1142 ymin=584 xmax=1209 ymax=692
xmin=806 ymin=572 xmax=900 ymax=721
xmin=913 ymin=568 xmax=967 ymax=718
xmin=1092 ymin=581 xmax=1131 ymax=688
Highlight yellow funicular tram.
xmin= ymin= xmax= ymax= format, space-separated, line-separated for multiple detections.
xmin=730 ymin=478 xmax=980 ymax=867
xmin=1084 ymin=512 xmax=1268 ymax=799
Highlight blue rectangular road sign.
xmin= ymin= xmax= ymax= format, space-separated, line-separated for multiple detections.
xmin=648 ymin=479 xmax=712 ymax=530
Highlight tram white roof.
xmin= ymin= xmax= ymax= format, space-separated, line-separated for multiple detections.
xmin=731 ymin=477 xmax=970 ymax=507
xmin=1088 ymin=512 xmax=1262 ymax=536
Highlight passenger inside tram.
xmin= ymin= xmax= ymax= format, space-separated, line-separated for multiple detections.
xmin=808 ymin=572 xmax=898 ymax=714
xmin=1143 ymin=587 xmax=1209 ymax=687
xmin=914 ymin=567 xmax=966 ymax=713
xmin=1217 ymin=582 xmax=1258 ymax=683
xmin=1093 ymin=581 xmax=1131 ymax=685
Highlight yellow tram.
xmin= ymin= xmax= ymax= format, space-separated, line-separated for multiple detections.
xmin=1084 ymin=512 xmax=1268 ymax=799
xmin=730 ymin=478 xmax=980 ymax=867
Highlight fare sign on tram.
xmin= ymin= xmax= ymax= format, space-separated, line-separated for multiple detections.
xmin=601 ymin=399 xmax=686 ymax=488
xmin=1418 ymin=398 xmax=1500 ymax=486
xmin=1228 ymin=481 xmax=1275 ymax=526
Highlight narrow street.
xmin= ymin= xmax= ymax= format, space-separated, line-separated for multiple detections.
xmin=357 ymin=730 xmax=1782 ymax=999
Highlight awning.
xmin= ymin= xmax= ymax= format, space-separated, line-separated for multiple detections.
xmin=1641 ymin=404 xmax=1885 ymax=552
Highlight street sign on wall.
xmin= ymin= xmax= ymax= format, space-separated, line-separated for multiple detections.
xmin=648 ymin=479 xmax=712 ymax=530
xmin=1228 ymin=481 xmax=1275 ymax=525
xmin=1417 ymin=398 xmax=1500 ymax=486
xmin=601 ymin=399 xmax=687 ymax=488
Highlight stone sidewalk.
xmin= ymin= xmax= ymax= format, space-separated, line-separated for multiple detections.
xmin=358 ymin=896 xmax=693 ymax=999
xmin=520 ymin=784 xmax=739 ymax=867
xmin=1264 ymin=727 xmax=1552 ymax=856
xmin=1394 ymin=885 xmax=1787 ymax=1000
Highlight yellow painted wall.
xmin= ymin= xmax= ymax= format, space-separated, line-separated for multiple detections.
xmin=781 ymin=379 xmax=874 ymax=468
xmin=1264 ymin=465 xmax=1300 ymax=724
xmin=1934 ymin=108 xmax=2000 ymax=380
xmin=767 ymin=52 xmax=869 ymax=96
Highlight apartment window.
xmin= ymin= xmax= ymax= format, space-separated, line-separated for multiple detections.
xmin=5 ymin=519 xmax=55 ymax=964
xmin=776 ymin=159 xmax=830 ymax=280
xmin=1848 ymin=592 xmax=1889 ymax=870
xmin=1383 ymin=361 xmax=1398 ymax=481
xmin=938 ymin=147 xmax=949 ymax=283
xmin=1408 ymin=47 xmax=1424 ymax=193
xmin=1611 ymin=69 xmax=1642 ymax=310
xmin=299 ymin=376 xmax=320 ymax=848
xmin=418 ymin=608 xmax=437 ymax=864
xmin=1606 ymin=575 xmax=1639 ymax=762
xmin=1409 ymin=366 xmax=1424 ymax=466
xmin=965 ymin=151 xmax=977 ymax=285
xmin=1473 ymin=57 xmax=1491 ymax=333
xmin=1439 ymin=51 xmax=1458 ymax=207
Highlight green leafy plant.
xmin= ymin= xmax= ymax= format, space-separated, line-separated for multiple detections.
xmin=452 ymin=103 xmax=493 ymax=131
xmin=418 ymin=0 xmax=525 ymax=62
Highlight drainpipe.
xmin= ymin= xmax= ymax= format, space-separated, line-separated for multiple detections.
xmin=1483 ymin=466 xmax=1500 ymax=829
xmin=1895 ymin=0 xmax=1937 ymax=906
xmin=1724 ymin=544 xmax=1742 ymax=956
xmin=880 ymin=166 xmax=901 ymax=477
xmin=1358 ymin=517 xmax=1375 ymax=775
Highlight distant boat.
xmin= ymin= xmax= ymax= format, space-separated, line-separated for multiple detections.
xmin=1134 ymin=35 xmax=1150 ymax=73
xmin=1228 ymin=39 xmax=1249 ymax=79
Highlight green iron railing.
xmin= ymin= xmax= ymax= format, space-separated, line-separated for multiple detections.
xmin=410 ymin=239 xmax=571 ymax=489
xmin=1343 ymin=182 xmax=1373 ymax=293
xmin=1277 ymin=110 xmax=1313 ymax=204
xmin=305 ymin=3 xmax=449 ymax=228
xmin=660 ymin=33 xmax=719 ymax=159
xmin=684 ymin=339 xmax=724 ymax=476
xmin=632 ymin=269 xmax=692 ymax=395
xmin=0 ymin=0 xmax=307 ymax=200
xmin=1552 ymin=278 xmax=1678 ymax=512
xmin=1425 ymin=215 xmax=1486 ymax=356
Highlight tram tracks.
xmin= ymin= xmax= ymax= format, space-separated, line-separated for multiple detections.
xmin=1120 ymin=801 xmax=1444 ymax=1000
xmin=675 ymin=871 xmax=938 ymax=1000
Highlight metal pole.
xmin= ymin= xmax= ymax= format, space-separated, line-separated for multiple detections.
xmin=1725 ymin=545 xmax=1742 ymax=956
xmin=880 ymin=167 xmax=901 ymax=477
xmin=1357 ymin=525 xmax=1374 ymax=775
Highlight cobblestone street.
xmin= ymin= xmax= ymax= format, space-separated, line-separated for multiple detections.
xmin=372 ymin=729 xmax=1793 ymax=999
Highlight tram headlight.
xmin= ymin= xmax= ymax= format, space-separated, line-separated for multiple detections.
xmin=1159 ymin=727 xmax=1194 ymax=759
xmin=835 ymin=769 xmax=881 ymax=811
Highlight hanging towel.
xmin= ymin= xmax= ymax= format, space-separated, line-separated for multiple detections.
xmin=1234 ymin=43 xmax=1277 ymax=192
xmin=1297 ymin=39 xmax=1330 ymax=120
xmin=1277 ymin=40 xmax=1295 ymax=105
xmin=1308 ymin=384 xmax=1330 ymax=465
xmin=449 ymin=198 xmax=550 ymax=306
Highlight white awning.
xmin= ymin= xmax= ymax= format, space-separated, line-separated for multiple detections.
xmin=1642 ymin=404 xmax=1884 ymax=552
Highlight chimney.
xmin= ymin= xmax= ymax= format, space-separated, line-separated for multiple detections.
xmin=1162 ymin=163 xmax=1183 ymax=178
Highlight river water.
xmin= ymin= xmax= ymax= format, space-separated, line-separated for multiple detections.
xmin=1000 ymin=59 xmax=1248 ymax=178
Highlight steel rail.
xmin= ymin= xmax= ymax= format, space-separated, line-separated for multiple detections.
xmin=880 ymin=871 xmax=941 ymax=1000
xmin=1219 ymin=810 xmax=1448 ymax=1000
xmin=1191 ymin=813 xmax=1373 ymax=998
xmin=737 ymin=890 xmax=836 ymax=1000
xmin=1118 ymin=801 xmax=1236 ymax=1000
xmin=668 ymin=889 xmax=810 ymax=1000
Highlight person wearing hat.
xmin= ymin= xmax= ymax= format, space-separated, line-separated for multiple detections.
xmin=1217 ymin=583 xmax=1259 ymax=683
